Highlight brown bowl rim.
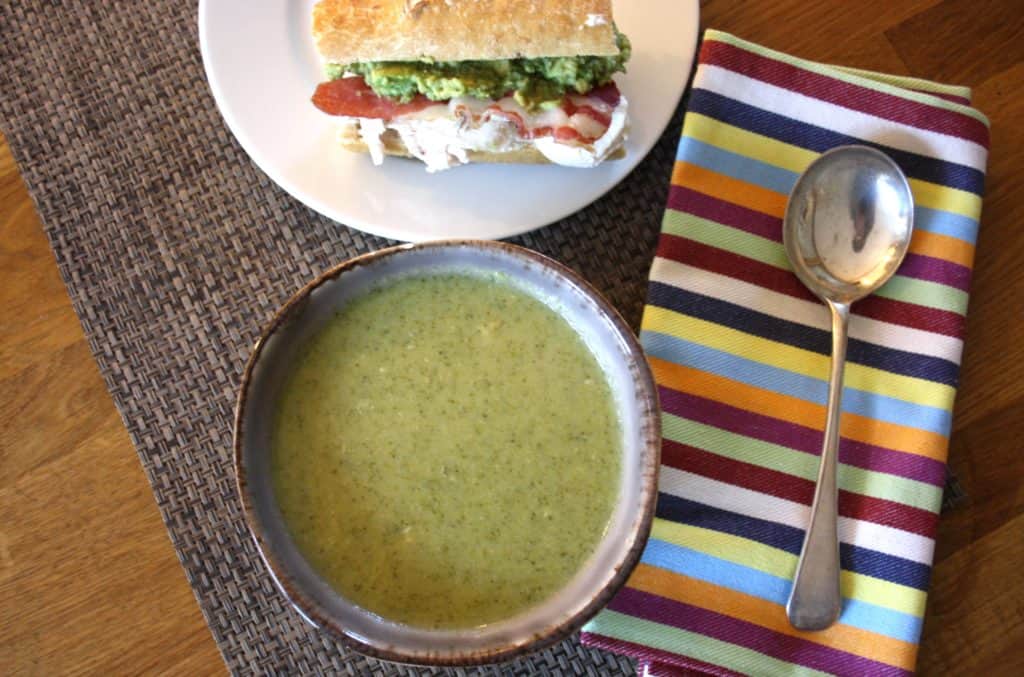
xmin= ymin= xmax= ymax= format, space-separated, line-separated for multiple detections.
xmin=232 ymin=239 xmax=661 ymax=666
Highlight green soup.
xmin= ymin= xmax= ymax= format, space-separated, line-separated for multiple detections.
xmin=271 ymin=273 xmax=621 ymax=629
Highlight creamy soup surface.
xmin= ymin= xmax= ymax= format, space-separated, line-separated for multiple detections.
xmin=272 ymin=273 xmax=621 ymax=629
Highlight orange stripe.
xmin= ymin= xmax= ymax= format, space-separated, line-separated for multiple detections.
xmin=628 ymin=563 xmax=918 ymax=671
xmin=672 ymin=161 xmax=788 ymax=216
xmin=649 ymin=356 xmax=949 ymax=462
xmin=910 ymin=229 xmax=975 ymax=268
xmin=672 ymin=162 xmax=976 ymax=269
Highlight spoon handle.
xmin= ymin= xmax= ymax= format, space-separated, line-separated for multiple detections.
xmin=786 ymin=299 xmax=849 ymax=631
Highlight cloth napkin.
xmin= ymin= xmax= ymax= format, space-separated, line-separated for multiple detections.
xmin=580 ymin=30 xmax=989 ymax=676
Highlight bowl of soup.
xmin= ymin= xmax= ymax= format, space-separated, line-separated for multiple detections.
xmin=234 ymin=240 xmax=660 ymax=665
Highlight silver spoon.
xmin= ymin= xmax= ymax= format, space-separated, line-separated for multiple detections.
xmin=782 ymin=145 xmax=914 ymax=631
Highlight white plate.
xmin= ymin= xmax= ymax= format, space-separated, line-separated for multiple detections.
xmin=199 ymin=1 xmax=699 ymax=242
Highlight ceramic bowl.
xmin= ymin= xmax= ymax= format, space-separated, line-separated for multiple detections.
xmin=234 ymin=240 xmax=660 ymax=665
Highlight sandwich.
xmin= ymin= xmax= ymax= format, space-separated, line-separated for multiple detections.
xmin=310 ymin=0 xmax=632 ymax=172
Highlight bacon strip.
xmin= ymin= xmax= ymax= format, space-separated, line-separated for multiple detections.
xmin=312 ymin=77 xmax=437 ymax=118
xmin=588 ymin=82 xmax=622 ymax=107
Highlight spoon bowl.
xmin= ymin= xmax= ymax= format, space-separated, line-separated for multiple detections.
xmin=786 ymin=145 xmax=915 ymax=304
xmin=782 ymin=145 xmax=913 ymax=631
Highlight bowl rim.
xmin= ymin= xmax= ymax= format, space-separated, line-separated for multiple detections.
xmin=232 ymin=239 xmax=661 ymax=666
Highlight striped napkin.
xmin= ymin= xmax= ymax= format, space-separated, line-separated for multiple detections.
xmin=581 ymin=30 xmax=989 ymax=676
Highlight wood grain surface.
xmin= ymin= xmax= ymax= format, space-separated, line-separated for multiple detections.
xmin=2 ymin=1 xmax=1022 ymax=674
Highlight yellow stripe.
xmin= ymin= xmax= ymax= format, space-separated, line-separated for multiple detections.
xmin=683 ymin=113 xmax=982 ymax=219
xmin=643 ymin=305 xmax=955 ymax=410
xmin=909 ymin=178 xmax=982 ymax=222
xmin=651 ymin=520 xmax=927 ymax=617
xmin=684 ymin=112 xmax=817 ymax=173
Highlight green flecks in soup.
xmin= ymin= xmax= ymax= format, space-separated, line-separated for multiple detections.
xmin=271 ymin=273 xmax=621 ymax=629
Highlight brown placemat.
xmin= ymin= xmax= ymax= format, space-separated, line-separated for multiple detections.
xmin=0 ymin=3 xmax=689 ymax=674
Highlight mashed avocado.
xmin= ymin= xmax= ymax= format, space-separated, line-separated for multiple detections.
xmin=326 ymin=29 xmax=631 ymax=109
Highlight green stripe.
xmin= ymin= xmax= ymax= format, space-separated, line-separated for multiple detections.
xmin=663 ymin=209 xmax=968 ymax=314
xmin=663 ymin=209 xmax=792 ymax=268
xmin=586 ymin=610 xmax=829 ymax=677
xmin=873 ymin=275 xmax=968 ymax=315
xmin=704 ymin=29 xmax=990 ymax=127
xmin=663 ymin=413 xmax=943 ymax=512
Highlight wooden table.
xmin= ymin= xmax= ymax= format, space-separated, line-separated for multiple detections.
xmin=2 ymin=1 xmax=1021 ymax=674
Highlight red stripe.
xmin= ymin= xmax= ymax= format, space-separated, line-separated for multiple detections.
xmin=852 ymin=294 xmax=963 ymax=338
xmin=899 ymin=251 xmax=972 ymax=292
xmin=700 ymin=40 xmax=990 ymax=149
xmin=656 ymin=233 xmax=964 ymax=337
xmin=580 ymin=633 xmax=742 ymax=677
xmin=661 ymin=439 xmax=939 ymax=536
xmin=656 ymin=231 xmax=814 ymax=299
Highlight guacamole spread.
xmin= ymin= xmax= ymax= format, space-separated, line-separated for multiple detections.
xmin=325 ymin=29 xmax=631 ymax=109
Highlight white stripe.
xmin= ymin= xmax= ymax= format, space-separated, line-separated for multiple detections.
xmin=695 ymin=65 xmax=988 ymax=172
xmin=660 ymin=467 xmax=936 ymax=565
xmin=650 ymin=258 xmax=965 ymax=363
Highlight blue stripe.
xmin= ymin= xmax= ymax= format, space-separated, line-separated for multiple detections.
xmin=675 ymin=136 xmax=979 ymax=245
xmin=677 ymin=136 xmax=797 ymax=194
xmin=656 ymin=493 xmax=932 ymax=590
xmin=640 ymin=329 xmax=952 ymax=435
xmin=913 ymin=206 xmax=979 ymax=244
xmin=688 ymin=88 xmax=985 ymax=197
xmin=642 ymin=538 xmax=923 ymax=642
xmin=648 ymin=281 xmax=960 ymax=387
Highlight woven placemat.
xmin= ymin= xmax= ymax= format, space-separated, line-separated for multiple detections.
xmin=1 ymin=3 xmax=967 ymax=674
xmin=0 ymin=3 xmax=690 ymax=674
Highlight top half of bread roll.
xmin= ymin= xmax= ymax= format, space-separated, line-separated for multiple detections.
xmin=312 ymin=0 xmax=621 ymax=64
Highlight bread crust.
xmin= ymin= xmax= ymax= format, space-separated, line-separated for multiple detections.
xmin=337 ymin=122 xmax=625 ymax=166
xmin=313 ymin=0 xmax=619 ymax=63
